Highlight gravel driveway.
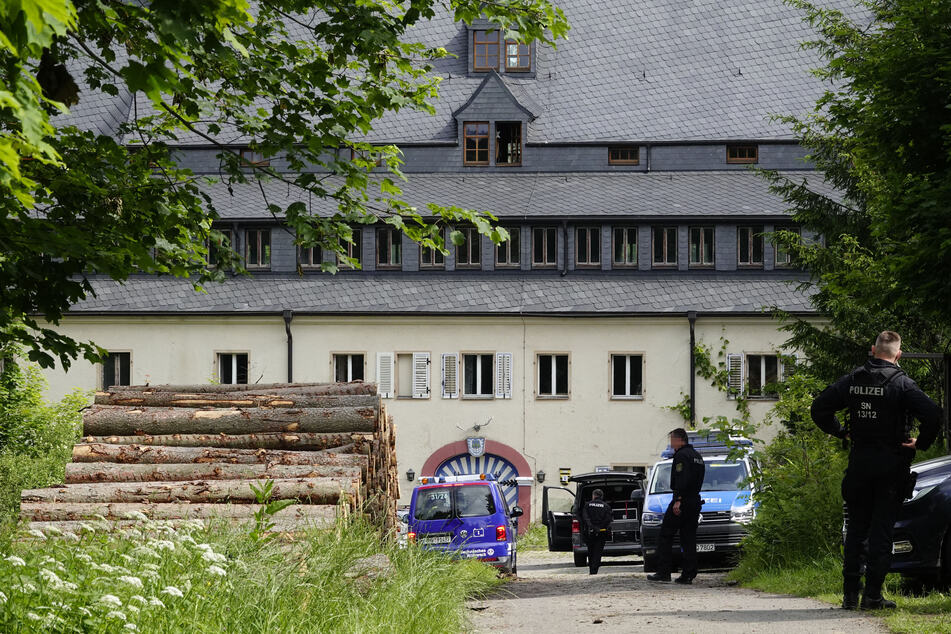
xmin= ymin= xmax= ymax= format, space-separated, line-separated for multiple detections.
xmin=466 ymin=550 xmax=888 ymax=633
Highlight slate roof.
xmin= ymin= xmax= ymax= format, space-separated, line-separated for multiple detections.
xmin=71 ymin=273 xmax=814 ymax=315
xmin=203 ymin=171 xmax=834 ymax=220
xmin=61 ymin=0 xmax=854 ymax=145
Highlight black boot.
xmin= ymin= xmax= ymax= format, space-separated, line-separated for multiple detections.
xmin=842 ymin=592 xmax=859 ymax=610
xmin=860 ymin=595 xmax=896 ymax=610
xmin=646 ymin=573 xmax=671 ymax=582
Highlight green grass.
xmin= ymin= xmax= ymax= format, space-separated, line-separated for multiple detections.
xmin=731 ymin=555 xmax=951 ymax=633
xmin=0 ymin=516 xmax=503 ymax=633
xmin=517 ymin=522 xmax=548 ymax=551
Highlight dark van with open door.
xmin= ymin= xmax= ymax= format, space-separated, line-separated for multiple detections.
xmin=541 ymin=472 xmax=647 ymax=567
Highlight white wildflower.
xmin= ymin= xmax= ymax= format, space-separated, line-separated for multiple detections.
xmin=149 ymin=539 xmax=175 ymax=552
xmin=93 ymin=562 xmax=118 ymax=574
xmin=0 ymin=591 xmax=6 ymax=604
xmin=124 ymin=624 xmax=138 ymax=631
xmin=99 ymin=594 xmax=122 ymax=608
xmin=194 ymin=543 xmax=212 ymax=552
xmin=118 ymin=575 xmax=144 ymax=589
xmin=4 ymin=555 xmax=25 ymax=567
xmin=27 ymin=612 xmax=42 ymax=621
xmin=78 ymin=522 xmax=95 ymax=533
xmin=139 ymin=570 xmax=159 ymax=581
xmin=105 ymin=610 xmax=127 ymax=621
xmin=16 ymin=582 xmax=37 ymax=593
xmin=128 ymin=605 xmax=140 ymax=614
xmin=140 ymin=563 xmax=160 ymax=571
xmin=27 ymin=529 xmax=45 ymax=539
xmin=129 ymin=595 xmax=147 ymax=605
xmin=63 ymin=581 xmax=78 ymax=591
xmin=119 ymin=553 xmax=134 ymax=564
xmin=79 ymin=607 xmax=91 ymax=617
xmin=131 ymin=546 xmax=159 ymax=559
xmin=178 ymin=534 xmax=196 ymax=546
xmin=148 ymin=597 xmax=165 ymax=608
xmin=160 ymin=586 xmax=183 ymax=598
xmin=207 ymin=565 xmax=227 ymax=577
xmin=201 ymin=550 xmax=227 ymax=564
xmin=44 ymin=525 xmax=63 ymax=535
xmin=123 ymin=511 xmax=149 ymax=522
xmin=75 ymin=552 xmax=93 ymax=564
xmin=183 ymin=579 xmax=191 ymax=592
xmin=39 ymin=569 xmax=63 ymax=585
xmin=62 ymin=531 xmax=80 ymax=542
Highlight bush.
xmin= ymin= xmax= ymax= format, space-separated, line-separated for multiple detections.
xmin=0 ymin=353 xmax=86 ymax=528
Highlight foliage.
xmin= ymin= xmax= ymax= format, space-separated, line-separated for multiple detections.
xmin=0 ymin=0 xmax=570 ymax=369
xmin=248 ymin=479 xmax=297 ymax=542
xmin=0 ymin=348 xmax=85 ymax=528
xmin=0 ymin=515 xmax=502 ymax=632
xmin=516 ymin=522 xmax=547 ymax=551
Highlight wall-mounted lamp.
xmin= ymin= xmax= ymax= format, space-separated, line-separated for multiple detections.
xmin=536 ymin=470 xmax=546 ymax=483
xmin=405 ymin=468 xmax=415 ymax=482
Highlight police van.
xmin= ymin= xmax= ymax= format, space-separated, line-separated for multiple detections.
xmin=407 ymin=474 xmax=523 ymax=574
xmin=640 ymin=432 xmax=756 ymax=572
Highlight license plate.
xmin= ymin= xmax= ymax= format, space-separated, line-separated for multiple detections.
xmin=696 ymin=544 xmax=715 ymax=552
xmin=419 ymin=534 xmax=452 ymax=545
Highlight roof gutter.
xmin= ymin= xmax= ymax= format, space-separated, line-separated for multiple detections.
xmin=688 ymin=310 xmax=697 ymax=427
xmin=560 ymin=221 xmax=568 ymax=277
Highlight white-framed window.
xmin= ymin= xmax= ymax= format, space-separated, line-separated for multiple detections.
xmin=496 ymin=226 xmax=520 ymax=267
xmin=575 ymin=226 xmax=601 ymax=267
xmin=537 ymin=353 xmax=569 ymax=398
xmin=612 ymin=226 xmax=637 ymax=267
xmin=688 ymin=226 xmax=714 ymax=267
xmin=101 ymin=351 xmax=132 ymax=389
xmin=299 ymin=245 xmax=321 ymax=270
xmin=420 ymin=244 xmax=445 ymax=268
xmin=377 ymin=352 xmax=429 ymax=399
xmin=727 ymin=353 xmax=795 ymax=399
xmin=376 ymin=227 xmax=402 ymax=268
xmin=738 ymin=225 xmax=764 ymax=267
xmin=456 ymin=227 xmax=481 ymax=268
xmin=532 ymin=227 xmax=557 ymax=268
xmin=245 ymin=228 xmax=271 ymax=269
xmin=652 ymin=226 xmax=677 ymax=267
xmin=774 ymin=225 xmax=799 ymax=268
xmin=611 ymin=354 xmax=643 ymax=399
xmin=338 ymin=228 xmax=362 ymax=269
xmin=462 ymin=353 xmax=494 ymax=398
xmin=217 ymin=352 xmax=249 ymax=385
xmin=333 ymin=353 xmax=365 ymax=382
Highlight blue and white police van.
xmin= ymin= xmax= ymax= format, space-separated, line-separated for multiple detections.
xmin=407 ymin=473 xmax=523 ymax=574
xmin=640 ymin=432 xmax=756 ymax=572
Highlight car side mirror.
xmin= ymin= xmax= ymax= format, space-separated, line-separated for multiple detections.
xmin=510 ymin=505 xmax=524 ymax=518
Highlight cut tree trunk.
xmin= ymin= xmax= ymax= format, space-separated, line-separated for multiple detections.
xmin=20 ymin=502 xmax=340 ymax=522
xmin=83 ymin=405 xmax=379 ymax=436
xmin=21 ymin=477 xmax=359 ymax=505
xmin=72 ymin=444 xmax=369 ymax=471
xmin=78 ymin=432 xmax=372 ymax=451
xmin=26 ymin=518 xmax=335 ymax=533
xmin=106 ymin=383 xmax=376 ymax=395
xmin=94 ymin=391 xmax=378 ymax=409
xmin=64 ymin=462 xmax=362 ymax=484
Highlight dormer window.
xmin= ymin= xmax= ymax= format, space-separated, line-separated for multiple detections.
xmin=505 ymin=40 xmax=531 ymax=71
xmin=496 ymin=122 xmax=522 ymax=166
xmin=473 ymin=31 xmax=499 ymax=71
xmin=464 ymin=122 xmax=490 ymax=165
xmin=608 ymin=146 xmax=640 ymax=165
xmin=240 ymin=148 xmax=269 ymax=166
xmin=727 ymin=144 xmax=758 ymax=164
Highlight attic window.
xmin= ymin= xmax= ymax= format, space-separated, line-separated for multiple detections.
xmin=505 ymin=40 xmax=531 ymax=71
xmin=726 ymin=144 xmax=758 ymax=164
xmin=496 ymin=122 xmax=522 ymax=166
xmin=464 ymin=122 xmax=490 ymax=165
xmin=608 ymin=146 xmax=639 ymax=165
xmin=240 ymin=148 xmax=269 ymax=166
xmin=473 ymin=31 xmax=499 ymax=71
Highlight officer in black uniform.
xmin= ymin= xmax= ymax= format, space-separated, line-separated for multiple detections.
xmin=581 ymin=488 xmax=613 ymax=575
xmin=811 ymin=331 xmax=942 ymax=610
xmin=647 ymin=428 xmax=705 ymax=584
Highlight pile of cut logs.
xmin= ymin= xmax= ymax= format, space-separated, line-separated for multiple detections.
xmin=21 ymin=383 xmax=399 ymax=533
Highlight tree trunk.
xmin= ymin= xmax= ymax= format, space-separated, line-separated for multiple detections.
xmin=94 ymin=391 xmax=378 ymax=409
xmin=64 ymin=462 xmax=362 ymax=483
xmin=21 ymin=477 xmax=359 ymax=505
xmin=83 ymin=405 xmax=379 ymax=436
xmin=72 ymin=443 xmax=369 ymax=471
xmin=20 ymin=501 xmax=339 ymax=522
xmin=107 ymin=383 xmax=376 ymax=395
xmin=78 ymin=432 xmax=372 ymax=451
xmin=25 ymin=518 xmax=335 ymax=533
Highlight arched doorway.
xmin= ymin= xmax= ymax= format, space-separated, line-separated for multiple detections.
xmin=435 ymin=453 xmax=520 ymax=508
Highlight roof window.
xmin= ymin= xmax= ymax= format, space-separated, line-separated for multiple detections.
xmin=726 ymin=144 xmax=758 ymax=164
xmin=473 ymin=31 xmax=499 ymax=71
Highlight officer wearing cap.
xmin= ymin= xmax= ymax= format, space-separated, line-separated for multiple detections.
xmin=647 ymin=428 xmax=705 ymax=584
xmin=811 ymin=331 xmax=942 ymax=610
xmin=581 ymin=489 xmax=612 ymax=575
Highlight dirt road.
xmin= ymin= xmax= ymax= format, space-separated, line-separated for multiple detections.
xmin=466 ymin=551 xmax=887 ymax=633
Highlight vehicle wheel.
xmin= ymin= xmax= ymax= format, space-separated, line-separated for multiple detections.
xmin=511 ymin=552 xmax=518 ymax=576
xmin=643 ymin=554 xmax=657 ymax=573
xmin=941 ymin=527 xmax=951 ymax=585
xmin=574 ymin=552 xmax=587 ymax=568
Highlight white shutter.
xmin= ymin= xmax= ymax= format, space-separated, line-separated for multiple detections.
xmin=412 ymin=352 xmax=431 ymax=399
xmin=495 ymin=352 xmax=513 ymax=399
xmin=727 ymin=353 xmax=744 ymax=400
xmin=376 ymin=352 xmax=395 ymax=399
xmin=441 ymin=353 xmax=458 ymax=399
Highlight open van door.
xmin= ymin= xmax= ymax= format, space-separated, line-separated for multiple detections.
xmin=542 ymin=486 xmax=574 ymax=552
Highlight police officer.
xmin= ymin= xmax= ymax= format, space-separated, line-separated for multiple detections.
xmin=581 ymin=488 xmax=613 ymax=575
xmin=647 ymin=428 xmax=705 ymax=584
xmin=811 ymin=331 xmax=942 ymax=610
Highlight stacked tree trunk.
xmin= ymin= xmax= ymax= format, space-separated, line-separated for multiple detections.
xmin=20 ymin=383 xmax=399 ymax=533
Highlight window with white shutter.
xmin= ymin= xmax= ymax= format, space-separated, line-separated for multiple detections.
xmin=413 ymin=352 xmax=431 ymax=399
xmin=376 ymin=352 xmax=395 ymax=399
xmin=463 ymin=353 xmax=494 ymax=398
xmin=495 ymin=352 xmax=513 ymax=399
xmin=442 ymin=353 xmax=459 ymax=399
xmin=726 ymin=353 xmax=744 ymax=400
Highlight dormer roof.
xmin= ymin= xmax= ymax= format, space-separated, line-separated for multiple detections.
xmin=452 ymin=70 xmax=543 ymax=121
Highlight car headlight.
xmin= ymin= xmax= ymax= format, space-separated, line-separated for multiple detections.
xmin=641 ymin=512 xmax=664 ymax=526
xmin=908 ymin=485 xmax=937 ymax=502
xmin=731 ymin=505 xmax=756 ymax=525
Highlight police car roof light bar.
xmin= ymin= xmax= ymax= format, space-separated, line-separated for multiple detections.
xmin=660 ymin=432 xmax=753 ymax=459
xmin=417 ymin=474 xmax=497 ymax=485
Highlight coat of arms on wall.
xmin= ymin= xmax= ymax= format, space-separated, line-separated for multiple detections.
xmin=466 ymin=437 xmax=486 ymax=457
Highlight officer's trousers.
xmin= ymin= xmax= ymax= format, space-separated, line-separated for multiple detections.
xmin=657 ymin=496 xmax=702 ymax=578
xmin=586 ymin=530 xmax=607 ymax=574
xmin=841 ymin=454 xmax=904 ymax=599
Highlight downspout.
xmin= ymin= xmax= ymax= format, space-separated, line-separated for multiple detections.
xmin=283 ymin=310 xmax=294 ymax=383
xmin=688 ymin=310 xmax=697 ymax=427
xmin=560 ymin=220 xmax=568 ymax=277
xmin=645 ymin=143 xmax=651 ymax=173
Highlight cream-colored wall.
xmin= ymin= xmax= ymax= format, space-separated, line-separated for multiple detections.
xmin=41 ymin=314 xmax=792 ymax=520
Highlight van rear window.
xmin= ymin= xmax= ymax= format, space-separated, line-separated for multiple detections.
xmin=414 ymin=487 xmax=453 ymax=520
xmin=413 ymin=484 xmax=497 ymax=520
xmin=457 ymin=485 xmax=496 ymax=517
